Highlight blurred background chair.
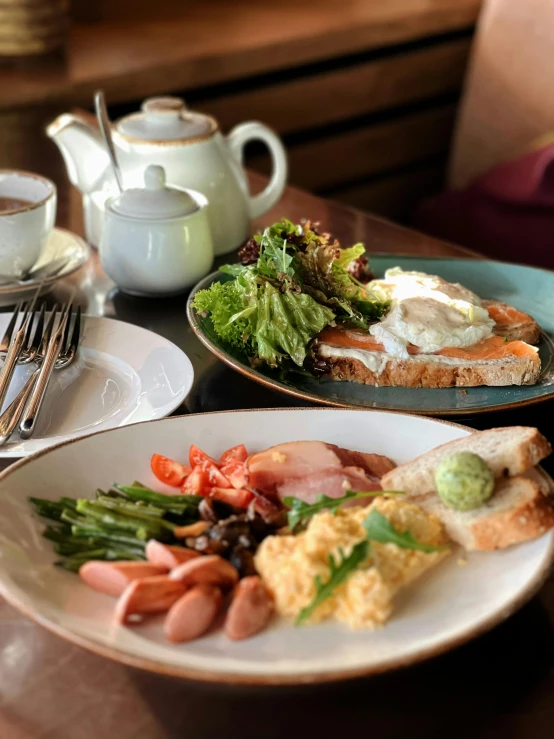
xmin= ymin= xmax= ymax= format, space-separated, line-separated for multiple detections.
xmin=415 ymin=0 xmax=554 ymax=267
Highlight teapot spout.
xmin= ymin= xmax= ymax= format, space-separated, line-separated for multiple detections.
xmin=46 ymin=113 xmax=110 ymax=194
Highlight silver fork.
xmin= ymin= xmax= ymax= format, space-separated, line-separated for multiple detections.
xmin=0 ymin=305 xmax=81 ymax=444
xmin=0 ymin=303 xmax=23 ymax=355
xmin=0 ymin=291 xmax=41 ymax=411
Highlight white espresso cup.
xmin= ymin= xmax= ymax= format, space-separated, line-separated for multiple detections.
xmin=0 ymin=170 xmax=57 ymax=278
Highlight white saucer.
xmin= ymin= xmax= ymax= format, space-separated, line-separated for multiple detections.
xmin=0 ymin=227 xmax=90 ymax=307
xmin=0 ymin=315 xmax=194 ymax=457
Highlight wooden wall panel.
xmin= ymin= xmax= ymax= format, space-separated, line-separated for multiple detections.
xmin=196 ymin=39 xmax=470 ymax=135
xmin=249 ymin=105 xmax=456 ymax=192
xmin=329 ymin=162 xmax=446 ymax=222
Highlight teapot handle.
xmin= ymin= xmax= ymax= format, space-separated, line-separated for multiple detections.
xmin=227 ymin=122 xmax=287 ymax=219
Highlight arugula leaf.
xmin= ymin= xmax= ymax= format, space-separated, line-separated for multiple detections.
xmin=256 ymin=220 xmax=299 ymax=279
xmin=284 ymin=490 xmax=401 ymax=531
xmin=295 ymin=539 xmax=371 ymax=624
xmin=362 ymin=508 xmax=446 ymax=553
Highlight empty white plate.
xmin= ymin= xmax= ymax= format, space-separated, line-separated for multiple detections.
xmin=0 ymin=315 xmax=193 ymax=456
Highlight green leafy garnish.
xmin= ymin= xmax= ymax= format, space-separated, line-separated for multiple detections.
xmin=295 ymin=539 xmax=371 ymax=624
xmin=362 ymin=508 xmax=446 ymax=553
xmin=256 ymin=219 xmax=298 ymax=279
xmin=192 ymin=263 xmax=334 ymax=367
xmin=295 ymin=506 xmax=447 ymax=624
xmin=334 ymin=243 xmax=365 ymax=269
xmin=283 ymin=490 xmax=401 ymax=531
xmin=254 ymin=280 xmax=334 ymax=366
xmin=191 ymin=279 xmax=255 ymax=352
xmin=192 ymin=218 xmax=390 ymax=368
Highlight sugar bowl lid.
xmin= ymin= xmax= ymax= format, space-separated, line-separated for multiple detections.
xmin=115 ymin=97 xmax=217 ymax=143
xmin=109 ymin=165 xmax=200 ymax=220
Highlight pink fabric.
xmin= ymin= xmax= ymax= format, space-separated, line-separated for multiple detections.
xmin=415 ymin=143 xmax=554 ymax=267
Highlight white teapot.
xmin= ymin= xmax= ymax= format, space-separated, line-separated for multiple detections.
xmin=46 ymin=96 xmax=287 ymax=255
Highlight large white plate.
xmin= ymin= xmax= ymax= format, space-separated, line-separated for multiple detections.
xmin=0 ymin=409 xmax=551 ymax=684
xmin=0 ymin=315 xmax=193 ymax=457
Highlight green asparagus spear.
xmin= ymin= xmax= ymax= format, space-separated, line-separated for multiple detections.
xmin=70 ymin=526 xmax=147 ymax=548
xmin=113 ymin=484 xmax=201 ymax=511
xmin=75 ymin=499 xmax=173 ymax=538
xmin=29 ymin=498 xmax=67 ymax=522
xmin=95 ymin=494 xmax=166 ymax=519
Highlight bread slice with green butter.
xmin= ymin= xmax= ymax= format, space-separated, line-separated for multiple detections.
xmin=380 ymin=427 xmax=554 ymax=551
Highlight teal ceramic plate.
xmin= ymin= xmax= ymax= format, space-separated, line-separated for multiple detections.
xmin=187 ymin=256 xmax=554 ymax=416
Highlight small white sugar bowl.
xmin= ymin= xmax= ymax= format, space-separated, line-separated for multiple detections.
xmin=100 ymin=164 xmax=213 ymax=297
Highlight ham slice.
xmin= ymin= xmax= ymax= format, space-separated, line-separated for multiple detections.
xmin=246 ymin=441 xmax=396 ymax=503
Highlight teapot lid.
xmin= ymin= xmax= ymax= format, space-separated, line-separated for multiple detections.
xmin=115 ymin=97 xmax=217 ymax=143
xmin=110 ymin=165 xmax=200 ymax=219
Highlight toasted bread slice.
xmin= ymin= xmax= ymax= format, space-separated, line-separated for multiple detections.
xmin=380 ymin=427 xmax=554 ymax=550
xmin=393 ymin=469 xmax=554 ymax=551
xmin=381 ymin=427 xmax=552 ymax=494
xmin=484 ymin=300 xmax=541 ymax=345
xmin=322 ymin=350 xmax=541 ymax=388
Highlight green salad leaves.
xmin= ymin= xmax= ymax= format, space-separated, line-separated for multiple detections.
xmin=191 ymin=219 xmax=389 ymax=368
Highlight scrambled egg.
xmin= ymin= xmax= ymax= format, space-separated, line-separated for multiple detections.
xmin=254 ymin=498 xmax=450 ymax=629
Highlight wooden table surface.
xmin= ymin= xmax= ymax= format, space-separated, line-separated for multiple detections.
xmin=1 ymin=173 xmax=553 ymax=739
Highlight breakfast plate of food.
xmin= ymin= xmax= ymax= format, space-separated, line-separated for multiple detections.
xmin=1 ymin=408 xmax=553 ymax=684
xmin=187 ymin=218 xmax=554 ymax=414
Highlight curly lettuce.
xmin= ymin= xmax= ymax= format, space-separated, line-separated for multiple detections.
xmin=191 ymin=268 xmax=334 ymax=367
xmin=192 ymin=279 xmax=255 ymax=352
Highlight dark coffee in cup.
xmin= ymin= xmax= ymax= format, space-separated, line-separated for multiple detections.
xmin=0 ymin=196 xmax=34 ymax=213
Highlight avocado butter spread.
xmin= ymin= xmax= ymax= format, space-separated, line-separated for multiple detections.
xmin=434 ymin=452 xmax=494 ymax=511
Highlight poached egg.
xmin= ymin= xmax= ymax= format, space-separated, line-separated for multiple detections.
xmin=367 ymin=268 xmax=495 ymax=358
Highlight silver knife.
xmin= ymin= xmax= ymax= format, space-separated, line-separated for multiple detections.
xmin=0 ymin=257 xmax=69 ymax=287
xmin=18 ymin=304 xmax=71 ymax=440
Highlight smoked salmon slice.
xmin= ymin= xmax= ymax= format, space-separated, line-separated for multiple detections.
xmin=318 ymin=329 xmax=537 ymax=360
xmin=485 ymin=303 xmax=531 ymax=327
xmin=437 ymin=336 xmax=538 ymax=360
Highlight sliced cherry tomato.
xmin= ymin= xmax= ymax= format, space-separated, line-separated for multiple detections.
xmin=151 ymin=454 xmax=191 ymax=487
xmin=201 ymin=460 xmax=232 ymax=489
xmin=210 ymin=487 xmax=254 ymax=508
xmin=181 ymin=465 xmax=211 ymax=496
xmin=219 ymin=444 xmax=248 ymax=467
xmin=189 ymin=444 xmax=217 ymax=469
xmin=221 ymin=460 xmax=248 ymax=489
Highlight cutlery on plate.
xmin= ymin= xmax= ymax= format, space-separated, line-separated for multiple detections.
xmin=0 ymin=257 xmax=70 ymax=287
xmin=19 ymin=303 xmax=79 ymax=440
xmin=0 ymin=305 xmax=81 ymax=445
xmin=0 ymin=289 xmax=41 ymax=410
